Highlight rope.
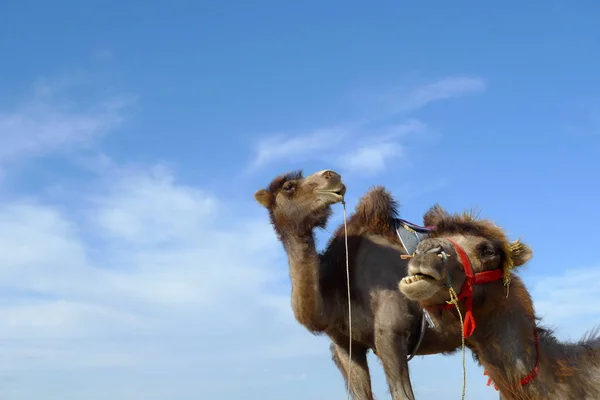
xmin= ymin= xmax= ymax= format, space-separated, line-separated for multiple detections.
xmin=342 ymin=201 xmax=352 ymax=399
xmin=446 ymin=286 xmax=467 ymax=400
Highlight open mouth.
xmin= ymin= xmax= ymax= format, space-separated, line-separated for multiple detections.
xmin=317 ymin=185 xmax=346 ymax=198
xmin=400 ymin=272 xmax=438 ymax=285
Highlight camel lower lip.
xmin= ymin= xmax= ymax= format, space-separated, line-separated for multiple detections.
xmin=317 ymin=190 xmax=345 ymax=198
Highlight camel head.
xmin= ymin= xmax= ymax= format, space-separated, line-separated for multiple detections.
xmin=399 ymin=205 xmax=533 ymax=308
xmin=254 ymin=169 xmax=346 ymax=233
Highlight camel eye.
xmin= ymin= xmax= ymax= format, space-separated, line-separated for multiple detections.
xmin=282 ymin=182 xmax=295 ymax=193
xmin=482 ymin=248 xmax=495 ymax=257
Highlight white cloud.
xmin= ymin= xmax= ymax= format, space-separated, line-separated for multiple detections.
xmin=90 ymin=164 xmax=218 ymax=246
xmin=529 ymin=266 xmax=600 ymax=339
xmin=0 ymin=163 xmax=312 ymax=400
xmin=0 ymin=80 xmax=133 ymax=164
xmin=0 ymin=201 xmax=98 ymax=298
xmin=249 ymin=118 xmax=425 ymax=175
xmin=339 ymin=142 xmax=403 ymax=174
xmin=405 ymin=76 xmax=487 ymax=111
xmin=248 ymin=76 xmax=485 ymax=173
xmin=373 ymin=119 xmax=427 ymax=139
xmin=249 ymin=124 xmax=353 ymax=169
xmin=0 ymin=300 xmax=143 ymax=341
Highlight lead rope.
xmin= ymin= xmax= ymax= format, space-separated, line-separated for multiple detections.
xmin=446 ymin=286 xmax=467 ymax=400
xmin=342 ymin=201 xmax=352 ymax=400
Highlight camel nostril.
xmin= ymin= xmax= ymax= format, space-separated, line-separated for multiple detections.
xmin=321 ymin=170 xmax=339 ymax=179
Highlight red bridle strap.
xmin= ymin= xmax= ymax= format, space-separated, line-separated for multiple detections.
xmin=434 ymin=238 xmax=504 ymax=338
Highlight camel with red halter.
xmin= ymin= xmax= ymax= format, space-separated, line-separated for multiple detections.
xmin=398 ymin=205 xmax=600 ymax=400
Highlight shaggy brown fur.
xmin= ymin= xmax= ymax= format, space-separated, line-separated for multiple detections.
xmin=424 ymin=204 xmax=508 ymax=243
xmin=255 ymin=170 xmax=462 ymax=400
xmin=399 ymin=205 xmax=600 ymax=400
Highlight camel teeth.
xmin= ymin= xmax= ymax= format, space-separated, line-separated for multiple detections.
xmin=401 ymin=274 xmax=431 ymax=284
xmin=402 ymin=275 xmax=424 ymax=284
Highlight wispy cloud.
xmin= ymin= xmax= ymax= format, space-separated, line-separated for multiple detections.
xmin=249 ymin=123 xmax=354 ymax=170
xmin=339 ymin=142 xmax=403 ymax=174
xmin=403 ymin=76 xmax=487 ymax=112
xmin=249 ymin=118 xmax=426 ymax=175
xmin=529 ymin=266 xmax=600 ymax=339
xmin=0 ymin=159 xmax=303 ymax=372
xmin=0 ymin=79 xmax=134 ymax=164
xmin=248 ymin=76 xmax=486 ymax=174
xmin=90 ymin=165 xmax=218 ymax=246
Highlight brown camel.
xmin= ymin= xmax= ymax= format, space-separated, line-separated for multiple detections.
xmin=254 ymin=170 xmax=462 ymax=400
xmin=398 ymin=205 xmax=600 ymax=400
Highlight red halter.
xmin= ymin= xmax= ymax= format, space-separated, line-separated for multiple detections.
xmin=434 ymin=238 xmax=504 ymax=338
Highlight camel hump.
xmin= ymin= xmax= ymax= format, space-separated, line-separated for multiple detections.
xmin=351 ymin=186 xmax=399 ymax=234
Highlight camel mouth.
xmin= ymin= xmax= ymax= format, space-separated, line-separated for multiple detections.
xmin=400 ymin=261 xmax=445 ymax=289
xmin=398 ymin=269 xmax=445 ymax=301
xmin=316 ymin=184 xmax=347 ymax=201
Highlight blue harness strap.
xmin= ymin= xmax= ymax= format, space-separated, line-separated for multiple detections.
xmin=394 ymin=218 xmax=435 ymax=255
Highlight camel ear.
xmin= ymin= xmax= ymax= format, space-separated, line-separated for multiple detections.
xmin=254 ymin=189 xmax=273 ymax=208
xmin=509 ymin=240 xmax=533 ymax=267
xmin=423 ymin=204 xmax=450 ymax=227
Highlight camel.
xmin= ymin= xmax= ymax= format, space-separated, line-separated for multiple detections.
xmin=398 ymin=205 xmax=600 ymax=400
xmin=254 ymin=169 xmax=462 ymax=400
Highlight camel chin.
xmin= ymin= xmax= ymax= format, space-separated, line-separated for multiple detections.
xmin=398 ymin=275 xmax=444 ymax=302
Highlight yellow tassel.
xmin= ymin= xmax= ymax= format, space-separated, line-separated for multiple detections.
xmin=502 ymin=238 xmax=525 ymax=291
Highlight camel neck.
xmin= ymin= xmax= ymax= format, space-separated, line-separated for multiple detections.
xmin=469 ymin=280 xmax=600 ymax=399
xmin=280 ymin=229 xmax=327 ymax=332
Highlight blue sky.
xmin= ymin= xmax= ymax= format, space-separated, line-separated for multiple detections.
xmin=1 ymin=1 xmax=599 ymax=399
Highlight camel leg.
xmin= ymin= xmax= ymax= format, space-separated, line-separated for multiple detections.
xmin=374 ymin=329 xmax=416 ymax=400
xmin=330 ymin=340 xmax=374 ymax=400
